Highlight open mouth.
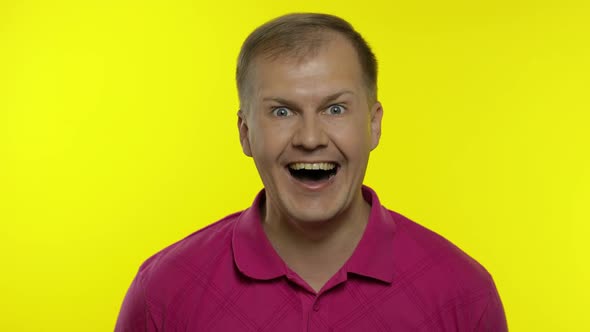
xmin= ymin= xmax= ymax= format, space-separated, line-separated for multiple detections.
xmin=287 ymin=162 xmax=339 ymax=185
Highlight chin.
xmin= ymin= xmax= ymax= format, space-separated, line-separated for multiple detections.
xmin=284 ymin=199 xmax=346 ymax=224
xmin=291 ymin=211 xmax=337 ymax=224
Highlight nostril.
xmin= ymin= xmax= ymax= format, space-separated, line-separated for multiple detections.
xmin=292 ymin=123 xmax=329 ymax=148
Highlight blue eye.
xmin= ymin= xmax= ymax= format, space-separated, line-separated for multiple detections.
xmin=272 ymin=107 xmax=292 ymax=117
xmin=327 ymin=105 xmax=345 ymax=115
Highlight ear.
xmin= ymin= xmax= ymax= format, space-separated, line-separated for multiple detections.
xmin=237 ymin=109 xmax=253 ymax=157
xmin=369 ymin=102 xmax=383 ymax=151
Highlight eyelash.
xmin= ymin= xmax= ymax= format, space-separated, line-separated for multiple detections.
xmin=271 ymin=107 xmax=292 ymax=117
xmin=270 ymin=104 xmax=346 ymax=117
xmin=326 ymin=104 xmax=345 ymax=115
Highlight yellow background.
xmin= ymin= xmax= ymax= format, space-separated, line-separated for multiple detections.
xmin=1 ymin=0 xmax=588 ymax=330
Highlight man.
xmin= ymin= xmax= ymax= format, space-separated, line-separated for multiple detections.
xmin=116 ymin=13 xmax=508 ymax=331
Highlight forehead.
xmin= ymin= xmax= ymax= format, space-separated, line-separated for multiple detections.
xmin=248 ymin=34 xmax=365 ymax=102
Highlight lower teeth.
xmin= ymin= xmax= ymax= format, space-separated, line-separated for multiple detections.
xmin=289 ymin=169 xmax=336 ymax=182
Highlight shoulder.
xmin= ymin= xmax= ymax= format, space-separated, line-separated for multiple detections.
xmin=387 ymin=209 xmax=505 ymax=328
xmin=116 ymin=211 xmax=245 ymax=331
xmin=134 ymin=210 xmax=243 ymax=298
xmin=388 ymin=209 xmax=493 ymax=289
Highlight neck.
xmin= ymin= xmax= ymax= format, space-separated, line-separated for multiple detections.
xmin=261 ymin=190 xmax=371 ymax=290
xmin=262 ymin=189 xmax=370 ymax=244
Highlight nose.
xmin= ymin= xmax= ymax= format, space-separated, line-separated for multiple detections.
xmin=291 ymin=114 xmax=329 ymax=150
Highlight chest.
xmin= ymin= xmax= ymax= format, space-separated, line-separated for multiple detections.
xmin=161 ymin=277 xmax=467 ymax=332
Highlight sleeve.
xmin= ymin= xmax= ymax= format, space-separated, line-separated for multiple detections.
xmin=474 ymin=280 xmax=508 ymax=332
xmin=114 ymin=272 xmax=156 ymax=332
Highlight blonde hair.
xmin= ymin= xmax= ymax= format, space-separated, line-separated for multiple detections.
xmin=236 ymin=13 xmax=378 ymax=108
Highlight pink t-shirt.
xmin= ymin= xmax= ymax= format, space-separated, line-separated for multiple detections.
xmin=116 ymin=186 xmax=507 ymax=331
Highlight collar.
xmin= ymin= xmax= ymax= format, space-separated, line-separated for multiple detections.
xmin=231 ymin=185 xmax=397 ymax=283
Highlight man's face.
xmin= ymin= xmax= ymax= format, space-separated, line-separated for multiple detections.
xmin=238 ymin=33 xmax=383 ymax=225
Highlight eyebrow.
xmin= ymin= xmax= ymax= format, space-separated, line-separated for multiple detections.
xmin=262 ymin=90 xmax=354 ymax=107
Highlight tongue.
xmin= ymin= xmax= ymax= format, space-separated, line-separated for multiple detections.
xmin=298 ymin=176 xmax=329 ymax=185
xmin=291 ymin=169 xmax=334 ymax=186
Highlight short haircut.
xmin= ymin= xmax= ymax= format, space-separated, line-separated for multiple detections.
xmin=236 ymin=13 xmax=378 ymax=109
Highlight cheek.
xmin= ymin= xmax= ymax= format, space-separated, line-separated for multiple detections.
xmin=250 ymin=120 xmax=293 ymax=156
xmin=328 ymin=118 xmax=372 ymax=148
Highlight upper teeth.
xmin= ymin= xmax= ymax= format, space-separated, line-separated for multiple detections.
xmin=289 ymin=162 xmax=337 ymax=171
